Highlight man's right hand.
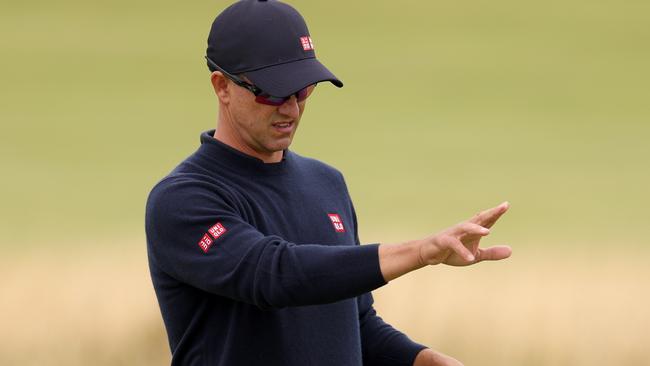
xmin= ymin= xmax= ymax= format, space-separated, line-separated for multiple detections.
xmin=378 ymin=202 xmax=512 ymax=282
xmin=418 ymin=201 xmax=511 ymax=267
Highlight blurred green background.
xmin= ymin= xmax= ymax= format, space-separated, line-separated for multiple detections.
xmin=1 ymin=0 xmax=648 ymax=365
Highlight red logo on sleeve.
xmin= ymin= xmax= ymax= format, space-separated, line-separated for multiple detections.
xmin=208 ymin=222 xmax=227 ymax=239
xmin=328 ymin=213 xmax=345 ymax=233
xmin=197 ymin=233 xmax=213 ymax=253
xmin=198 ymin=222 xmax=227 ymax=253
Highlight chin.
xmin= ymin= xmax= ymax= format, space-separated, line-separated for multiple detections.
xmin=273 ymin=138 xmax=293 ymax=151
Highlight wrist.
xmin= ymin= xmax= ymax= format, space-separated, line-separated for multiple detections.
xmin=378 ymin=239 xmax=426 ymax=282
xmin=415 ymin=238 xmax=427 ymax=267
xmin=413 ymin=348 xmax=434 ymax=366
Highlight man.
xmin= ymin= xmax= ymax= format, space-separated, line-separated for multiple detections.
xmin=145 ymin=1 xmax=512 ymax=365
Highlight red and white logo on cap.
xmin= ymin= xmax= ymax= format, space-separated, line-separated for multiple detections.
xmin=300 ymin=36 xmax=314 ymax=51
xmin=328 ymin=213 xmax=345 ymax=233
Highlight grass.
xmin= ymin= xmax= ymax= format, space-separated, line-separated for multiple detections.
xmin=1 ymin=0 xmax=648 ymax=247
xmin=374 ymin=247 xmax=650 ymax=365
xmin=1 ymin=241 xmax=648 ymax=365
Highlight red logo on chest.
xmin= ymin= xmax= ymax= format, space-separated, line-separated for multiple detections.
xmin=327 ymin=213 xmax=346 ymax=233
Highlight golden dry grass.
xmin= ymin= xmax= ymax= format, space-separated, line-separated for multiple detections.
xmin=1 ymin=240 xmax=647 ymax=365
xmin=0 ymin=241 xmax=169 ymax=366
xmin=373 ymin=248 xmax=650 ymax=365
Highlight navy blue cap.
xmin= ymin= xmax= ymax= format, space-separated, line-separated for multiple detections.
xmin=206 ymin=0 xmax=343 ymax=97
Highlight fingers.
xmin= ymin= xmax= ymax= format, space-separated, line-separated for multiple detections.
xmin=470 ymin=201 xmax=509 ymax=228
xmin=447 ymin=237 xmax=475 ymax=262
xmin=475 ymin=245 xmax=512 ymax=262
xmin=453 ymin=222 xmax=490 ymax=237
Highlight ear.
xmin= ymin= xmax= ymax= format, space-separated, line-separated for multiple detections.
xmin=210 ymin=71 xmax=230 ymax=104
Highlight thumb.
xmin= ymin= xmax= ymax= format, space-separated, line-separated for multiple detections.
xmin=475 ymin=245 xmax=512 ymax=262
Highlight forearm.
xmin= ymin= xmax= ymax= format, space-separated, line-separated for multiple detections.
xmin=378 ymin=239 xmax=426 ymax=282
xmin=358 ymin=293 xmax=427 ymax=366
xmin=153 ymin=238 xmax=388 ymax=309
xmin=414 ymin=349 xmax=435 ymax=366
xmin=413 ymin=348 xmax=464 ymax=366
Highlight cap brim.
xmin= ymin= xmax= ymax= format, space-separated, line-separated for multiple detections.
xmin=243 ymin=57 xmax=343 ymax=97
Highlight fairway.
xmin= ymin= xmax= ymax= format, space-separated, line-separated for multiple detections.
xmin=1 ymin=0 xmax=649 ymax=364
xmin=1 ymin=244 xmax=648 ymax=365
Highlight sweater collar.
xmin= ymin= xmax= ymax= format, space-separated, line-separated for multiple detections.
xmin=196 ymin=130 xmax=292 ymax=176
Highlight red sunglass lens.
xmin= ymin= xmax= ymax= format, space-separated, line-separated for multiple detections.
xmin=255 ymin=85 xmax=315 ymax=106
xmin=296 ymin=87 xmax=310 ymax=102
xmin=255 ymin=95 xmax=285 ymax=106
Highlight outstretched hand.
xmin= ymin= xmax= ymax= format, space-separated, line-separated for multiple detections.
xmin=418 ymin=202 xmax=511 ymax=266
xmin=378 ymin=201 xmax=512 ymax=281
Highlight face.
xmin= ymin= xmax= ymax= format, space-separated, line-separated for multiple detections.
xmin=214 ymin=73 xmax=312 ymax=163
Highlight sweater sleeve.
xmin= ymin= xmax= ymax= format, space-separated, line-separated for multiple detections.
xmin=145 ymin=177 xmax=387 ymax=310
xmin=346 ymin=199 xmax=428 ymax=366
xmin=357 ymin=293 xmax=428 ymax=366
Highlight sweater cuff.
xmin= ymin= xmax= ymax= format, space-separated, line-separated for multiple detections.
xmin=400 ymin=341 xmax=429 ymax=366
xmin=296 ymin=243 xmax=387 ymax=303
xmin=377 ymin=337 xmax=428 ymax=366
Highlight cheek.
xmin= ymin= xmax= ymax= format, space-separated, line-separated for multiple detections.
xmin=232 ymin=101 xmax=276 ymax=132
xmin=229 ymin=94 xmax=256 ymax=121
xmin=227 ymin=88 xmax=279 ymax=128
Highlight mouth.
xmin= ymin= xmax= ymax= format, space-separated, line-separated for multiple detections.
xmin=272 ymin=121 xmax=294 ymax=133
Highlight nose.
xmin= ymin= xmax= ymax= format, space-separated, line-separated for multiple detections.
xmin=277 ymin=95 xmax=300 ymax=119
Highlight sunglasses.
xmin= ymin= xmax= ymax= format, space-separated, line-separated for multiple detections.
xmin=205 ymin=56 xmax=315 ymax=106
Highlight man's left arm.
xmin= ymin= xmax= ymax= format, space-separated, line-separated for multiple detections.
xmin=357 ymin=291 xmax=425 ymax=365
xmin=346 ymin=185 xmax=464 ymax=366
xmin=412 ymin=349 xmax=463 ymax=366
xmin=347 ymin=204 xmax=455 ymax=365
xmin=357 ymin=293 xmax=464 ymax=366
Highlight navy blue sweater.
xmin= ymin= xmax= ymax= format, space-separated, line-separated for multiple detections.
xmin=145 ymin=130 xmax=426 ymax=365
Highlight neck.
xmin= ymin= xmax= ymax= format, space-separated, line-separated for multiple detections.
xmin=214 ymin=114 xmax=284 ymax=164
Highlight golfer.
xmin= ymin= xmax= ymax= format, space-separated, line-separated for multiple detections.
xmin=145 ymin=1 xmax=512 ymax=365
